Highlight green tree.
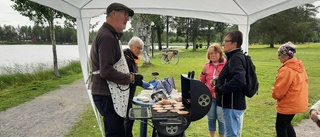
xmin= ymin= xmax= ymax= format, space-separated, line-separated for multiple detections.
xmin=190 ymin=19 xmax=200 ymax=50
xmin=213 ymin=22 xmax=229 ymax=45
xmin=131 ymin=14 xmax=165 ymax=51
xmin=250 ymin=4 xmax=318 ymax=47
xmin=0 ymin=26 xmax=3 ymax=42
xmin=64 ymin=27 xmax=77 ymax=44
xmin=42 ymin=26 xmax=50 ymax=43
xmin=121 ymin=31 xmax=133 ymax=44
xmin=27 ymin=26 xmax=33 ymax=41
xmin=145 ymin=14 xmax=165 ymax=51
xmin=199 ymin=20 xmax=214 ymax=48
xmin=2 ymin=25 xmax=17 ymax=43
xmin=32 ymin=25 xmax=42 ymax=42
xmin=313 ymin=19 xmax=320 ymax=42
xmin=17 ymin=25 xmax=27 ymax=42
xmin=11 ymin=0 xmax=75 ymax=77
xmin=173 ymin=17 xmax=192 ymax=48
xmin=89 ymin=21 xmax=99 ymax=44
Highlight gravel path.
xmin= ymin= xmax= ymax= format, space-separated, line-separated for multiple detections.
xmin=294 ymin=118 xmax=320 ymax=136
xmin=0 ymin=78 xmax=319 ymax=137
xmin=0 ymin=79 xmax=89 ymax=137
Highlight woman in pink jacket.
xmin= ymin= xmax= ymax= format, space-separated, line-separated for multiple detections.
xmin=200 ymin=43 xmax=227 ymax=137
xmin=272 ymin=42 xmax=308 ymax=137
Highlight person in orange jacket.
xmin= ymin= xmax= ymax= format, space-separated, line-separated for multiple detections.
xmin=272 ymin=42 xmax=308 ymax=137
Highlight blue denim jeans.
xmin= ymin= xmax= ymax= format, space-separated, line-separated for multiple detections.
xmin=207 ymin=99 xmax=225 ymax=135
xmin=223 ymin=108 xmax=244 ymax=137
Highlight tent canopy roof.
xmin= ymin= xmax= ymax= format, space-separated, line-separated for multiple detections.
xmin=32 ymin=0 xmax=317 ymax=25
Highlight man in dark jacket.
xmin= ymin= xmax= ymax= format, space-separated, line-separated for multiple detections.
xmin=90 ymin=3 xmax=143 ymax=137
xmin=123 ymin=36 xmax=144 ymax=137
xmin=215 ymin=30 xmax=247 ymax=137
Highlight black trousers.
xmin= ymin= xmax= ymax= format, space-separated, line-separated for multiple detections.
xmin=93 ymin=95 xmax=125 ymax=137
xmin=124 ymin=118 xmax=134 ymax=137
xmin=275 ymin=113 xmax=296 ymax=137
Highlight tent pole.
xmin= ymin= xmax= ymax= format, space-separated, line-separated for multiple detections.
xmin=76 ymin=17 xmax=105 ymax=137
xmin=238 ymin=24 xmax=250 ymax=54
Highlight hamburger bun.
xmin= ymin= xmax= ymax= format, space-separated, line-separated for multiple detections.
xmin=153 ymin=107 xmax=164 ymax=110
xmin=156 ymin=101 xmax=162 ymax=105
xmin=173 ymin=104 xmax=184 ymax=107
xmin=174 ymin=106 xmax=184 ymax=110
xmin=164 ymin=107 xmax=173 ymax=110
xmin=162 ymin=105 xmax=172 ymax=108
xmin=161 ymin=99 xmax=171 ymax=105
xmin=169 ymin=99 xmax=178 ymax=104
xmin=157 ymin=109 xmax=168 ymax=113
xmin=152 ymin=105 xmax=162 ymax=108
xmin=177 ymin=111 xmax=189 ymax=115
xmin=170 ymin=109 xmax=180 ymax=113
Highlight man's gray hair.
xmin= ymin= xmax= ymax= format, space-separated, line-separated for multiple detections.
xmin=128 ymin=36 xmax=144 ymax=47
xmin=106 ymin=12 xmax=112 ymax=18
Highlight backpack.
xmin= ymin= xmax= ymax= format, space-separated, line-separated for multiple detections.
xmin=230 ymin=52 xmax=259 ymax=98
xmin=242 ymin=52 xmax=259 ymax=97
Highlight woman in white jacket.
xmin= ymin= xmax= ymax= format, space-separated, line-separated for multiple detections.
xmin=310 ymin=100 xmax=320 ymax=123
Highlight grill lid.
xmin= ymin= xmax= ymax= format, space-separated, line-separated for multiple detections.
xmin=181 ymin=74 xmax=212 ymax=121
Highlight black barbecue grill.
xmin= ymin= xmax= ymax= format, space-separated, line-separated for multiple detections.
xmin=129 ymin=72 xmax=212 ymax=137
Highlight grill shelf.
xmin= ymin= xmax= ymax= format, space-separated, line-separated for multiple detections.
xmin=129 ymin=107 xmax=152 ymax=120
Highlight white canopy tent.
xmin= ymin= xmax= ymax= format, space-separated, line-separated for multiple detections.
xmin=29 ymin=0 xmax=318 ymax=136
xmin=29 ymin=0 xmax=318 ymax=85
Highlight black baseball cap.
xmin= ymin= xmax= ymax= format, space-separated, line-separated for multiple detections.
xmin=106 ymin=3 xmax=134 ymax=17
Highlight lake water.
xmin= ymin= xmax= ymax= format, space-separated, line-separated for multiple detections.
xmin=0 ymin=44 xmax=125 ymax=74
xmin=0 ymin=44 xmax=177 ymax=74
xmin=0 ymin=45 xmax=84 ymax=66
xmin=0 ymin=45 xmax=81 ymax=74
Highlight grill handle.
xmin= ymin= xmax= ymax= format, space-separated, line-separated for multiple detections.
xmin=158 ymin=118 xmax=187 ymax=126
xmin=152 ymin=117 xmax=170 ymax=121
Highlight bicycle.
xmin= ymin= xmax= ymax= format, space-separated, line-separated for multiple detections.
xmin=160 ymin=49 xmax=179 ymax=65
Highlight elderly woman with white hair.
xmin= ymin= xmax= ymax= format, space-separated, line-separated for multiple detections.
xmin=272 ymin=42 xmax=309 ymax=137
xmin=123 ymin=36 xmax=144 ymax=137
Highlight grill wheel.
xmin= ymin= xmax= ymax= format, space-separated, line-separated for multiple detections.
xmin=165 ymin=126 xmax=179 ymax=135
xmin=198 ymin=94 xmax=210 ymax=106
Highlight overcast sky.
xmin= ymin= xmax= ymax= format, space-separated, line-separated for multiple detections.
xmin=0 ymin=0 xmax=124 ymax=31
xmin=0 ymin=0 xmax=319 ymax=30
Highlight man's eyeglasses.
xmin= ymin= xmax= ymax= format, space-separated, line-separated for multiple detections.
xmin=116 ymin=10 xmax=131 ymax=19
xmin=223 ymin=40 xmax=233 ymax=44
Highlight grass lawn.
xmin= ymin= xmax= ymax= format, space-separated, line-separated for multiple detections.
xmin=66 ymin=43 xmax=320 ymax=137
xmin=0 ymin=61 xmax=83 ymax=112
